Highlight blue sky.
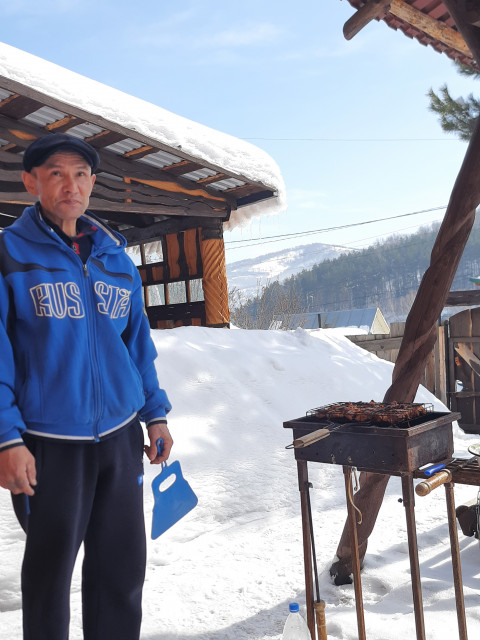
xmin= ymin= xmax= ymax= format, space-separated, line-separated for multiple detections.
xmin=1 ymin=1 xmax=476 ymax=263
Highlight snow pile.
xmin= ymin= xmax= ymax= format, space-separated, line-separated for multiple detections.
xmin=0 ymin=41 xmax=286 ymax=229
xmin=1 ymin=326 xmax=479 ymax=639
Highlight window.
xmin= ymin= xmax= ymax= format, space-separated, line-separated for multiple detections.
xmin=189 ymin=279 xmax=204 ymax=302
xmin=147 ymin=285 xmax=165 ymax=306
xmin=167 ymin=281 xmax=187 ymax=304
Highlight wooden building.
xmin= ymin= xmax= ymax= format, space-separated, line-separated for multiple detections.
xmin=0 ymin=43 xmax=285 ymax=330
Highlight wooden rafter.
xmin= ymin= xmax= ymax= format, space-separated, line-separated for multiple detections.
xmin=389 ymin=0 xmax=472 ymax=58
xmin=0 ymin=94 xmax=44 ymax=119
xmin=45 ymin=115 xmax=80 ymax=132
xmin=344 ymin=0 xmax=391 ymax=40
xmin=342 ymin=0 xmax=477 ymax=68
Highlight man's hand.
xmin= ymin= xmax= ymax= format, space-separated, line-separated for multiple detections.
xmin=0 ymin=446 xmax=37 ymax=495
xmin=144 ymin=423 xmax=173 ymax=465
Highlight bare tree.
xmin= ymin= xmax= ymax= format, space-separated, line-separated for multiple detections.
xmin=229 ymin=279 xmax=309 ymax=330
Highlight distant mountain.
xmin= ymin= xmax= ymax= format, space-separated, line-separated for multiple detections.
xmin=226 ymin=242 xmax=353 ymax=298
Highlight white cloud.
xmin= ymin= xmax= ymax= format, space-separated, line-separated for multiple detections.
xmin=200 ymin=23 xmax=283 ymax=48
xmin=129 ymin=19 xmax=283 ymax=51
xmin=1 ymin=0 xmax=85 ymax=15
xmin=287 ymin=187 xmax=327 ymax=210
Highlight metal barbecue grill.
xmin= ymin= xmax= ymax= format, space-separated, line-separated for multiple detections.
xmin=284 ymin=402 xmax=468 ymax=640
xmin=285 ymin=402 xmax=455 ymax=474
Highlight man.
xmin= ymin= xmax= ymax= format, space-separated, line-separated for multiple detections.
xmin=0 ymin=133 xmax=173 ymax=640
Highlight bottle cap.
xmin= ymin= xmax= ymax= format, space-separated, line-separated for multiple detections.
xmin=289 ymin=603 xmax=300 ymax=613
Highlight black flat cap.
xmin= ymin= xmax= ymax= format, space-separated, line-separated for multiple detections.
xmin=23 ymin=133 xmax=100 ymax=173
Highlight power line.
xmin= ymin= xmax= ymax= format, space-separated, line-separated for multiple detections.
xmin=225 ymin=206 xmax=447 ymax=248
xmin=241 ymin=137 xmax=457 ymax=142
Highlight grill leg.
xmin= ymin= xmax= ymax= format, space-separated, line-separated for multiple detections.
xmin=401 ymin=474 xmax=426 ymax=640
xmin=444 ymin=481 xmax=468 ymax=640
xmin=343 ymin=466 xmax=366 ymax=640
xmin=297 ymin=460 xmax=316 ymax=640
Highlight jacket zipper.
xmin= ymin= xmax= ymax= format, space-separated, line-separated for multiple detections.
xmin=81 ymin=255 xmax=103 ymax=441
xmin=38 ymin=214 xmax=109 ymax=440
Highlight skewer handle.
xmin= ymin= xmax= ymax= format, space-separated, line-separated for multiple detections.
xmin=415 ymin=469 xmax=452 ymax=496
xmin=293 ymin=428 xmax=330 ymax=448
xmin=314 ymin=600 xmax=328 ymax=640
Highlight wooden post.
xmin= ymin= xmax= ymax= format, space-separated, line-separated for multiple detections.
xmin=200 ymin=224 xmax=230 ymax=327
xmin=383 ymin=0 xmax=480 ymax=404
xmin=384 ymin=114 xmax=480 ymax=404
xmin=435 ymin=324 xmax=447 ymax=406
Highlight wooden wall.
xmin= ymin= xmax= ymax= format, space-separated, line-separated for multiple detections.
xmin=137 ymin=225 xmax=230 ymax=329
xmin=348 ymin=322 xmax=447 ymax=405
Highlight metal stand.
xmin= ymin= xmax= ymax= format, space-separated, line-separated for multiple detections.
xmin=401 ymin=473 xmax=426 ymax=640
xmin=343 ymin=466 xmax=366 ymax=640
xmin=297 ymin=460 xmax=316 ymax=640
xmin=444 ymin=481 xmax=468 ymax=640
xmin=297 ymin=462 xmax=469 ymax=640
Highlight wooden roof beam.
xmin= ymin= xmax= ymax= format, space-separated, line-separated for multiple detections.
xmin=122 ymin=215 xmax=215 ymax=245
xmin=389 ymin=0 xmax=473 ymax=58
xmin=123 ymin=145 xmax=154 ymax=160
xmin=344 ymin=0 xmax=474 ymax=60
xmin=84 ymin=130 xmax=126 ymax=148
xmin=87 ymin=196 xmax=228 ymax=218
xmin=45 ymin=115 xmax=80 ymax=132
xmin=196 ymin=173 xmax=227 ymax=185
xmin=162 ymin=159 xmax=205 ymax=177
xmin=0 ymin=94 xmax=44 ymax=119
xmin=344 ymin=0 xmax=391 ymax=40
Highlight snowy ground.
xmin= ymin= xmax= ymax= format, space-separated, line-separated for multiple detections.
xmin=1 ymin=326 xmax=479 ymax=639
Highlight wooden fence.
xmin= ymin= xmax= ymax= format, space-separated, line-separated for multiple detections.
xmin=348 ymin=322 xmax=448 ymax=405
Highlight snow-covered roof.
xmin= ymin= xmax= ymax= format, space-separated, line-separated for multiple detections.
xmin=0 ymin=41 xmax=286 ymax=230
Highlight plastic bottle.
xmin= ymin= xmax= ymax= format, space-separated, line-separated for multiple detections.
xmin=282 ymin=602 xmax=310 ymax=639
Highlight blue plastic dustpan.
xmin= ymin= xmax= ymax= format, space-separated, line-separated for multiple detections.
xmin=151 ymin=440 xmax=198 ymax=539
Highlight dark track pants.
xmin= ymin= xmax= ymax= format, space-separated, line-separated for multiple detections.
xmin=13 ymin=421 xmax=146 ymax=640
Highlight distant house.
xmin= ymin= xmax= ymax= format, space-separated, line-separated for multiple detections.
xmin=271 ymin=307 xmax=389 ymax=334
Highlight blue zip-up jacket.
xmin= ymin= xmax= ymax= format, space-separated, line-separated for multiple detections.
xmin=0 ymin=205 xmax=171 ymax=450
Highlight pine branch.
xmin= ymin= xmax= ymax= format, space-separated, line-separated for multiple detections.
xmin=428 ymin=84 xmax=480 ymax=141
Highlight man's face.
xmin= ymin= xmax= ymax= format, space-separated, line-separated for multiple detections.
xmin=22 ymin=152 xmax=96 ymax=231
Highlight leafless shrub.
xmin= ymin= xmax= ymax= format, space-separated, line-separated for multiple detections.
xmin=229 ymin=279 xmax=309 ymax=330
